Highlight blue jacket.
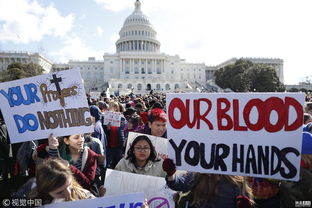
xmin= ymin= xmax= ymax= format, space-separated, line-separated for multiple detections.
xmin=166 ymin=172 xmax=242 ymax=208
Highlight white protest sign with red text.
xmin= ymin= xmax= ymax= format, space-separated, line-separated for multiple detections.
xmin=103 ymin=111 xmax=122 ymax=127
xmin=166 ymin=93 xmax=304 ymax=181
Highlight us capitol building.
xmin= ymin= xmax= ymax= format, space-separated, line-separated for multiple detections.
xmin=0 ymin=0 xmax=284 ymax=94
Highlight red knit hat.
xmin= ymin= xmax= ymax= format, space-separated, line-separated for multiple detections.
xmin=148 ymin=108 xmax=166 ymax=123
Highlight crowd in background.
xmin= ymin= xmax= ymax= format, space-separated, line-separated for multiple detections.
xmin=0 ymin=91 xmax=311 ymax=208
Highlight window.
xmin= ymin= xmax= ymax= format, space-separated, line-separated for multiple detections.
xmin=156 ymin=84 xmax=161 ymax=90
xmin=141 ymin=68 xmax=145 ymax=74
xmin=118 ymin=83 xmax=123 ymax=88
xmin=157 ymin=67 xmax=161 ymax=74
xmin=175 ymin=84 xmax=179 ymax=89
xmin=165 ymin=84 xmax=170 ymax=90
xmin=137 ymin=83 xmax=142 ymax=90
xmin=135 ymin=67 xmax=139 ymax=74
xmin=127 ymin=84 xmax=132 ymax=89
xmin=125 ymin=67 xmax=130 ymax=74
xmin=148 ymin=68 xmax=152 ymax=74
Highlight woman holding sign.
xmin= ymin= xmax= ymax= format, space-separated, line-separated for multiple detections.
xmin=36 ymin=134 xmax=104 ymax=196
xmin=115 ymin=135 xmax=166 ymax=177
xmin=162 ymin=159 xmax=253 ymax=208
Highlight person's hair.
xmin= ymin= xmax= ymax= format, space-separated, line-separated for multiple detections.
xmin=126 ymin=135 xmax=160 ymax=164
xmin=301 ymin=154 xmax=312 ymax=171
xmin=29 ymin=158 xmax=90 ymax=204
xmin=191 ymin=173 xmax=253 ymax=206
xmin=128 ymin=113 xmax=142 ymax=128
xmin=98 ymin=101 xmax=108 ymax=111
xmin=118 ymin=102 xmax=125 ymax=113
xmin=109 ymin=101 xmax=120 ymax=112
xmin=304 ymin=113 xmax=312 ymax=124
xmin=148 ymin=108 xmax=166 ymax=123
xmin=135 ymin=103 xmax=143 ymax=111
xmin=151 ymin=101 xmax=163 ymax=110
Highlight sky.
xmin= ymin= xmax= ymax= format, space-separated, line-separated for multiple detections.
xmin=0 ymin=0 xmax=311 ymax=85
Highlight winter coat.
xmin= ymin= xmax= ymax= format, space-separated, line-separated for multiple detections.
xmin=115 ymin=158 xmax=166 ymax=177
xmin=37 ymin=143 xmax=99 ymax=190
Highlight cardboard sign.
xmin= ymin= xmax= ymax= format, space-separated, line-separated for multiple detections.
xmin=126 ymin=132 xmax=168 ymax=159
xmin=42 ymin=192 xmax=145 ymax=208
xmin=105 ymin=169 xmax=174 ymax=208
xmin=166 ymin=93 xmax=305 ymax=181
xmin=103 ymin=111 xmax=122 ymax=127
xmin=0 ymin=69 xmax=93 ymax=143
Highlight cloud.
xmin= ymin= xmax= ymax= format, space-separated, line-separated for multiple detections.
xmin=48 ymin=36 xmax=102 ymax=63
xmin=0 ymin=0 xmax=74 ymax=43
xmin=96 ymin=26 xmax=103 ymax=36
xmin=94 ymin=0 xmax=132 ymax=12
xmin=110 ymin=33 xmax=119 ymax=42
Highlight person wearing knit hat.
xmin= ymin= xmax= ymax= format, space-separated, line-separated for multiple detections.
xmin=142 ymin=108 xmax=167 ymax=138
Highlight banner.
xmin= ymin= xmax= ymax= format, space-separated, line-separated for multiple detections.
xmin=125 ymin=132 xmax=168 ymax=159
xmin=103 ymin=111 xmax=122 ymax=127
xmin=105 ymin=169 xmax=174 ymax=208
xmin=42 ymin=192 xmax=145 ymax=208
xmin=166 ymin=93 xmax=305 ymax=181
xmin=0 ymin=69 xmax=93 ymax=143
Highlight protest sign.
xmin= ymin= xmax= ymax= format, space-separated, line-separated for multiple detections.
xmin=42 ymin=192 xmax=144 ymax=208
xmin=125 ymin=132 xmax=168 ymax=159
xmin=103 ymin=111 xmax=122 ymax=127
xmin=105 ymin=169 xmax=174 ymax=208
xmin=166 ymin=93 xmax=305 ymax=181
xmin=0 ymin=69 xmax=93 ymax=143
xmin=89 ymin=91 xmax=101 ymax=99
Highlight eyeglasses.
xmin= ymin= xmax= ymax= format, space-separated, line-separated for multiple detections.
xmin=134 ymin=147 xmax=150 ymax=152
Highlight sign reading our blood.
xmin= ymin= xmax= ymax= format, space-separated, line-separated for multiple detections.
xmin=0 ymin=69 xmax=93 ymax=143
xmin=166 ymin=93 xmax=305 ymax=181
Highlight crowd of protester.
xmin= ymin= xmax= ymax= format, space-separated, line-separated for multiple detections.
xmin=0 ymin=91 xmax=311 ymax=208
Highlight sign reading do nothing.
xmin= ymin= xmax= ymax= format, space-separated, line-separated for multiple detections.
xmin=0 ymin=69 xmax=93 ymax=143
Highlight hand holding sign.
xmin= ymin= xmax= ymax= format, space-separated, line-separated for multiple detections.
xmin=48 ymin=133 xmax=59 ymax=149
xmin=162 ymin=158 xmax=176 ymax=177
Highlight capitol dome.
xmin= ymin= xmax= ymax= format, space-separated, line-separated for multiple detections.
xmin=116 ymin=0 xmax=160 ymax=53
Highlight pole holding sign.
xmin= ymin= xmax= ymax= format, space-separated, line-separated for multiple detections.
xmin=166 ymin=93 xmax=304 ymax=181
